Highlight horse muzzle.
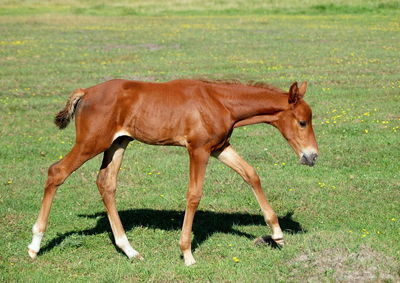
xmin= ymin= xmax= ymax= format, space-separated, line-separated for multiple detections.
xmin=300 ymin=152 xmax=318 ymax=167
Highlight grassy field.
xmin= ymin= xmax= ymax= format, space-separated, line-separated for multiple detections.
xmin=1 ymin=1 xmax=399 ymax=282
xmin=1 ymin=0 xmax=399 ymax=15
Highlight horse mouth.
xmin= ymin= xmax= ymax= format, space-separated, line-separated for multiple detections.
xmin=300 ymin=153 xmax=318 ymax=167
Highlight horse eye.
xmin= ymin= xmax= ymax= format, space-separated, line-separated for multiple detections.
xmin=299 ymin=120 xmax=307 ymax=128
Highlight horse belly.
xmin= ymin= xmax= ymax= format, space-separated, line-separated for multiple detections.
xmin=121 ymin=106 xmax=193 ymax=147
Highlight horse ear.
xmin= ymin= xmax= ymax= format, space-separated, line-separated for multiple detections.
xmin=298 ymin=81 xmax=307 ymax=98
xmin=288 ymin=82 xmax=299 ymax=104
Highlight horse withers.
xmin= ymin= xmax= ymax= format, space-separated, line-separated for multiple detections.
xmin=28 ymin=79 xmax=318 ymax=266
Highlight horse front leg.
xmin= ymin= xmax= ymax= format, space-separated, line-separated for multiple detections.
xmin=179 ymin=147 xmax=210 ymax=266
xmin=212 ymin=145 xmax=284 ymax=246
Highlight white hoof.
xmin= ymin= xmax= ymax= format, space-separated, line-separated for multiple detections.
xmin=184 ymin=254 xmax=196 ymax=266
xmin=28 ymin=249 xmax=37 ymax=259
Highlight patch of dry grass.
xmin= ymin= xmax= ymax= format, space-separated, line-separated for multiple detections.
xmin=290 ymin=245 xmax=399 ymax=282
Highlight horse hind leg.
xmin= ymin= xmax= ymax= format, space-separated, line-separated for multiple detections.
xmin=28 ymin=142 xmax=105 ymax=259
xmin=96 ymin=137 xmax=142 ymax=260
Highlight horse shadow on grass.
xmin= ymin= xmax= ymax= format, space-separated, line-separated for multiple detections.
xmin=39 ymin=209 xmax=306 ymax=256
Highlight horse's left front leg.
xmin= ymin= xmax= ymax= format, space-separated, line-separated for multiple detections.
xmin=179 ymin=147 xmax=210 ymax=266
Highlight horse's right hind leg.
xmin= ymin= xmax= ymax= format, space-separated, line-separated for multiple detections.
xmin=28 ymin=143 xmax=103 ymax=259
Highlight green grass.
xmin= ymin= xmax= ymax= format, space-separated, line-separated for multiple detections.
xmin=1 ymin=1 xmax=399 ymax=282
xmin=1 ymin=0 xmax=400 ymax=16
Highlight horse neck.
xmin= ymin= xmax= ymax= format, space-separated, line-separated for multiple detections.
xmin=217 ymin=86 xmax=289 ymax=122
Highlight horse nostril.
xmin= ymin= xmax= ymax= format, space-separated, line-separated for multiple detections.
xmin=300 ymin=152 xmax=318 ymax=167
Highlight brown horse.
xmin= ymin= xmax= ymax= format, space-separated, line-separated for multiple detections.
xmin=28 ymin=79 xmax=318 ymax=266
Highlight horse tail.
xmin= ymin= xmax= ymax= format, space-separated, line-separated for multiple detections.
xmin=54 ymin=88 xmax=86 ymax=129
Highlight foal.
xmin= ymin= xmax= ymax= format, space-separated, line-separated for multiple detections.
xmin=28 ymin=79 xmax=318 ymax=266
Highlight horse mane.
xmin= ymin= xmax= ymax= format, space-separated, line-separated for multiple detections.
xmin=197 ymin=79 xmax=287 ymax=94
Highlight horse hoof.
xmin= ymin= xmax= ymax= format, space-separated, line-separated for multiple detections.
xmin=185 ymin=259 xmax=196 ymax=266
xmin=183 ymin=254 xmax=196 ymax=266
xmin=28 ymin=249 xmax=37 ymax=259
